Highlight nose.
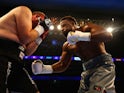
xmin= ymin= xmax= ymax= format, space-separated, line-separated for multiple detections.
xmin=61 ymin=28 xmax=65 ymax=31
xmin=61 ymin=26 xmax=67 ymax=31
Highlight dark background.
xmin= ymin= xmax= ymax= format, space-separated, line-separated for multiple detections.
xmin=0 ymin=0 xmax=124 ymax=93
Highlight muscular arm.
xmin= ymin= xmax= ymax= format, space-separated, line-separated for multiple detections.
xmin=31 ymin=42 xmax=73 ymax=74
xmin=50 ymin=43 xmax=73 ymax=73
xmin=25 ymin=41 xmax=39 ymax=56
xmin=67 ymin=23 xmax=113 ymax=44
xmin=14 ymin=6 xmax=39 ymax=45
xmin=86 ymin=23 xmax=113 ymax=42
xmin=52 ymin=46 xmax=73 ymax=73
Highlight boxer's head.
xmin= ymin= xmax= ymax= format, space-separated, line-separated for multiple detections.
xmin=32 ymin=11 xmax=46 ymax=29
xmin=60 ymin=16 xmax=78 ymax=37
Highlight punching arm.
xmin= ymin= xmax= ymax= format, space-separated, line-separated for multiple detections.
xmin=67 ymin=30 xmax=91 ymax=44
xmin=32 ymin=60 xmax=53 ymax=75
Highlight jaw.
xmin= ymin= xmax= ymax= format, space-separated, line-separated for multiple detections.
xmin=62 ymin=30 xmax=70 ymax=37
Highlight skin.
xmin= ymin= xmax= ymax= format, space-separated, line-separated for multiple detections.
xmin=51 ymin=19 xmax=113 ymax=73
xmin=0 ymin=6 xmax=42 ymax=93
xmin=0 ymin=6 xmax=43 ymax=55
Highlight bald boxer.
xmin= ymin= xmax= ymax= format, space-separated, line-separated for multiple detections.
xmin=32 ymin=16 xmax=116 ymax=93
xmin=0 ymin=5 xmax=52 ymax=93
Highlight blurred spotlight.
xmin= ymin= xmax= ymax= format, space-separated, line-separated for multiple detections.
xmin=57 ymin=24 xmax=61 ymax=30
xmin=52 ymin=40 xmax=57 ymax=45
xmin=112 ymin=18 xmax=115 ymax=22
xmin=106 ymin=27 xmax=114 ymax=33
xmin=49 ymin=25 xmax=54 ymax=30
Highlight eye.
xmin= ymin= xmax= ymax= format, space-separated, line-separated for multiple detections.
xmin=61 ymin=24 xmax=66 ymax=28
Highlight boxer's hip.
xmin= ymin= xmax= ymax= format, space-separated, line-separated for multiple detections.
xmin=0 ymin=38 xmax=25 ymax=61
xmin=82 ymin=53 xmax=114 ymax=71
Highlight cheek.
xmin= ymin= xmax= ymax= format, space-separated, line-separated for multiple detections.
xmin=32 ymin=15 xmax=37 ymax=21
xmin=32 ymin=20 xmax=38 ymax=29
xmin=67 ymin=24 xmax=73 ymax=30
xmin=32 ymin=15 xmax=39 ymax=28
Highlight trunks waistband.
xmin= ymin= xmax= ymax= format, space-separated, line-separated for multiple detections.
xmin=82 ymin=53 xmax=113 ymax=71
xmin=0 ymin=38 xmax=25 ymax=60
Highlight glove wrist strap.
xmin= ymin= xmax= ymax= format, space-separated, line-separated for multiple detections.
xmin=35 ymin=37 xmax=42 ymax=45
xmin=42 ymin=65 xmax=53 ymax=74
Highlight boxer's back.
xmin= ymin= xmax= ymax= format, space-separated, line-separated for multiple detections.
xmin=0 ymin=6 xmax=31 ymax=44
xmin=0 ymin=8 xmax=20 ymax=43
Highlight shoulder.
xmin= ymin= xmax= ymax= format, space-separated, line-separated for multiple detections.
xmin=62 ymin=41 xmax=72 ymax=51
xmin=15 ymin=6 xmax=31 ymax=11
xmin=10 ymin=6 xmax=32 ymax=20
xmin=62 ymin=42 xmax=75 ymax=54
xmin=63 ymin=41 xmax=68 ymax=47
xmin=62 ymin=42 xmax=68 ymax=50
xmin=12 ymin=6 xmax=32 ymax=15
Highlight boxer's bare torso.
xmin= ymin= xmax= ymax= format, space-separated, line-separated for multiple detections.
xmin=0 ymin=6 xmax=34 ymax=45
xmin=52 ymin=38 xmax=110 ymax=73
xmin=64 ymin=41 xmax=107 ymax=61
xmin=0 ymin=6 xmax=41 ymax=55
xmin=0 ymin=9 xmax=20 ymax=43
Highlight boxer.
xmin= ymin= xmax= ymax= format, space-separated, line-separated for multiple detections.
xmin=0 ymin=5 xmax=52 ymax=93
xmin=32 ymin=16 xmax=116 ymax=93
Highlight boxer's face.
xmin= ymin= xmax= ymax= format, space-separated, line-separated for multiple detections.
xmin=60 ymin=20 xmax=75 ymax=37
xmin=32 ymin=13 xmax=45 ymax=29
xmin=32 ymin=14 xmax=39 ymax=29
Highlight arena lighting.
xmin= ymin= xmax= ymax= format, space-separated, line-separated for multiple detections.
xmin=52 ymin=40 xmax=57 ymax=45
xmin=32 ymin=76 xmax=81 ymax=80
xmin=106 ymin=27 xmax=114 ymax=33
xmin=57 ymin=24 xmax=61 ymax=30
xmin=111 ymin=18 xmax=115 ymax=22
xmin=23 ymin=56 xmax=124 ymax=62
xmin=31 ymin=75 xmax=120 ymax=81
xmin=49 ymin=25 xmax=54 ymax=30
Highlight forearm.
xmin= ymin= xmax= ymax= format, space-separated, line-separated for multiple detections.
xmin=20 ymin=26 xmax=44 ymax=45
xmin=51 ymin=62 xmax=68 ymax=73
xmin=32 ymin=60 xmax=70 ymax=75
xmin=25 ymin=41 xmax=39 ymax=56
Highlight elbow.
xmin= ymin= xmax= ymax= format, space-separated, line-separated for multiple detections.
xmin=57 ymin=62 xmax=69 ymax=73
xmin=60 ymin=63 xmax=68 ymax=72
xmin=19 ymin=34 xmax=33 ymax=45
xmin=106 ymin=32 xmax=113 ymax=41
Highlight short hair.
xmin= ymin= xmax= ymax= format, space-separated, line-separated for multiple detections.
xmin=32 ymin=11 xmax=45 ymax=16
xmin=32 ymin=11 xmax=46 ymax=20
xmin=60 ymin=16 xmax=77 ymax=25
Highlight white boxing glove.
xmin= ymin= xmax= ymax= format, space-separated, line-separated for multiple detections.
xmin=67 ymin=30 xmax=91 ymax=44
xmin=31 ymin=60 xmax=53 ymax=75
xmin=34 ymin=25 xmax=45 ymax=36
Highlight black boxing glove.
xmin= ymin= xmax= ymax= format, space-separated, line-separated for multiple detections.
xmin=34 ymin=17 xmax=51 ymax=45
xmin=38 ymin=16 xmax=52 ymax=31
xmin=33 ymin=13 xmax=52 ymax=37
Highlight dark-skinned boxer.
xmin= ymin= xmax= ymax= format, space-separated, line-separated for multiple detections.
xmin=32 ymin=16 xmax=116 ymax=93
xmin=0 ymin=5 xmax=52 ymax=93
